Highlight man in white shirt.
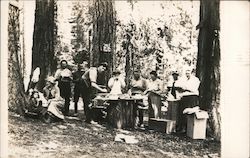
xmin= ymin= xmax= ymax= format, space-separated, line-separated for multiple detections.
xmin=180 ymin=69 xmax=200 ymax=97
xmin=54 ymin=60 xmax=73 ymax=116
xmin=177 ymin=68 xmax=200 ymax=133
xmin=147 ymin=71 xmax=164 ymax=119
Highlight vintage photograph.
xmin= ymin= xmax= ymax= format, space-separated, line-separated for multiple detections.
xmin=1 ymin=0 xmax=249 ymax=157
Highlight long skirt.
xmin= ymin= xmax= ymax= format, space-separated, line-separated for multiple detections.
xmin=47 ymin=98 xmax=65 ymax=120
xmin=148 ymin=92 xmax=162 ymax=119
xmin=177 ymin=95 xmax=199 ymax=130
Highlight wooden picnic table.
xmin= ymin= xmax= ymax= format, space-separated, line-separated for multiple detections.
xmin=93 ymin=95 xmax=144 ymax=129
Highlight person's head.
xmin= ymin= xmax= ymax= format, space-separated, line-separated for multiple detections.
xmin=97 ymin=62 xmax=108 ymax=73
xmin=31 ymin=90 xmax=40 ymax=99
xmin=46 ymin=76 xmax=56 ymax=87
xmin=133 ymin=70 xmax=141 ymax=80
xmin=150 ymin=71 xmax=158 ymax=81
xmin=185 ymin=69 xmax=192 ymax=79
xmin=172 ymin=71 xmax=179 ymax=81
xmin=60 ymin=60 xmax=68 ymax=69
xmin=82 ymin=61 xmax=88 ymax=68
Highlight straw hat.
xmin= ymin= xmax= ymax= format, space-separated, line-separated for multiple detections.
xmin=46 ymin=76 xmax=56 ymax=84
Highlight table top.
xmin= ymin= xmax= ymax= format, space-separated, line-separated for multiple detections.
xmin=93 ymin=94 xmax=145 ymax=101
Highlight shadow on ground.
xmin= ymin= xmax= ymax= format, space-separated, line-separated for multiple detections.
xmin=8 ymin=111 xmax=220 ymax=158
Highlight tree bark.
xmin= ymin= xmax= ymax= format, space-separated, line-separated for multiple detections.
xmin=91 ymin=0 xmax=116 ymax=85
xmin=8 ymin=3 xmax=28 ymax=114
xmin=196 ymin=0 xmax=221 ymax=140
xmin=31 ymin=0 xmax=57 ymax=91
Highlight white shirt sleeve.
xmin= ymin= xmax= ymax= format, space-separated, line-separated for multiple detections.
xmin=186 ymin=77 xmax=200 ymax=93
xmin=54 ymin=69 xmax=61 ymax=80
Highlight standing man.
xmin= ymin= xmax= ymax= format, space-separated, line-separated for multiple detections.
xmin=130 ymin=70 xmax=147 ymax=127
xmin=167 ymin=71 xmax=182 ymax=100
xmin=73 ymin=61 xmax=88 ymax=116
xmin=177 ymin=68 xmax=200 ymax=133
xmin=81 ymin=62 xmax=108 ymax=123
xmin=146 ymin=71 xmax=164 ymax=119
xmin=55 ymin=60 xmax=73 ymax=116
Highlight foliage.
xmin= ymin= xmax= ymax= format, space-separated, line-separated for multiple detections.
xmin=71 ymin=1 xmax=92 ymax=64
xmin=115 ymin=1 xmax=199 ymax=82
xmin=55 ymin=1 xmax=91 ymax=69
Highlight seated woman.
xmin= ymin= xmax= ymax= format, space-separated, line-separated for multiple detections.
xmin=42 ymin=76 xmax=65 ymax=123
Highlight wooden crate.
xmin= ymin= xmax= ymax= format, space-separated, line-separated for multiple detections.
xmin=187 ymin=111 xmax=208 ymax=139
xmin=148 ymin=118 xmax=176 ymax=134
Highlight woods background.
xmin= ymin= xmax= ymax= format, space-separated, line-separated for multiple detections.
xmin=1 ymin=1 xmax=249 ymax=157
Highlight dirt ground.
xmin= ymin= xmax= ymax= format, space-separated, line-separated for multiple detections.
xmin=8 ymin=110 xmax=220 ymax=158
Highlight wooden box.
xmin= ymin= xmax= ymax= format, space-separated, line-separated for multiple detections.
xmin=148 ymin=118 xmax=176 ymax=134
xmin=187 ymin=111 xmax=209 ymax=139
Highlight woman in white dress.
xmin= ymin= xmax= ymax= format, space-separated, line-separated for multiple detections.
xmin=42 ymin=76 xmax=65 ymax=123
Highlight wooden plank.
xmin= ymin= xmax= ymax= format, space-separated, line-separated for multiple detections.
xmin=148 ymin=118 xmax=176 ymax=134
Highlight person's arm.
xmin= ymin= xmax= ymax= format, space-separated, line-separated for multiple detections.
xmin=54 ymin=86 xmax=61 ymax=99
xmin=89 ymin=68 xmax=107 ymax=92
xmin=54 ymin=69 xmax=61 ymax=81
xmin=68 ymin=69 xmax=73 ymax=80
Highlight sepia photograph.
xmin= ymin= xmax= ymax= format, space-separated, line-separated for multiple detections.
xmin=0 ymin=0 xmax=249 ymax=157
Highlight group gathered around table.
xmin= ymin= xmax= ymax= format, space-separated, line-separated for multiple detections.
xmin=26 ymin=59 xmax=200 ymax=134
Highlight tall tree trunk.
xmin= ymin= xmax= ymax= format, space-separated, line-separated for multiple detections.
xmin=8 ymin=2 xmax=28 ymax=114
xmin=91 ymin=0 xmax=116 ymax=85
xmin=31 ymin=0 xmax=57 ymax=91
xmin=196 ymin=0 xmax=221 ymax=140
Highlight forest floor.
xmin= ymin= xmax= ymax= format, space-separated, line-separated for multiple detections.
xmin=8 ymin=108 xmax=220 ymax=158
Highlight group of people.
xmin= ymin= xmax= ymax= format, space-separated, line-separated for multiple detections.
xmin=105 ymin=66 xmax=200 ymax=132
xmin=27 ymin=59 xmax=200 ymax=133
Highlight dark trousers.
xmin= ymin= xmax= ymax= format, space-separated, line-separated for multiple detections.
xmin=58 ymin=81 xmax=71 ymax=115
xmin=177 ymin=95 xmax=199 ymax=131
xmin=81 ymin=82 xmax=93 ymax=122
xmin=74 ymin=84 xmax=84 ymax=113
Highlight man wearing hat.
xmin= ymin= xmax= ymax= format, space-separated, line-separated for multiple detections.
xmin=73 ymin=62 xmax=89 ymax=116
xmin=167 ymin=70 xmax=182 ymax=100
